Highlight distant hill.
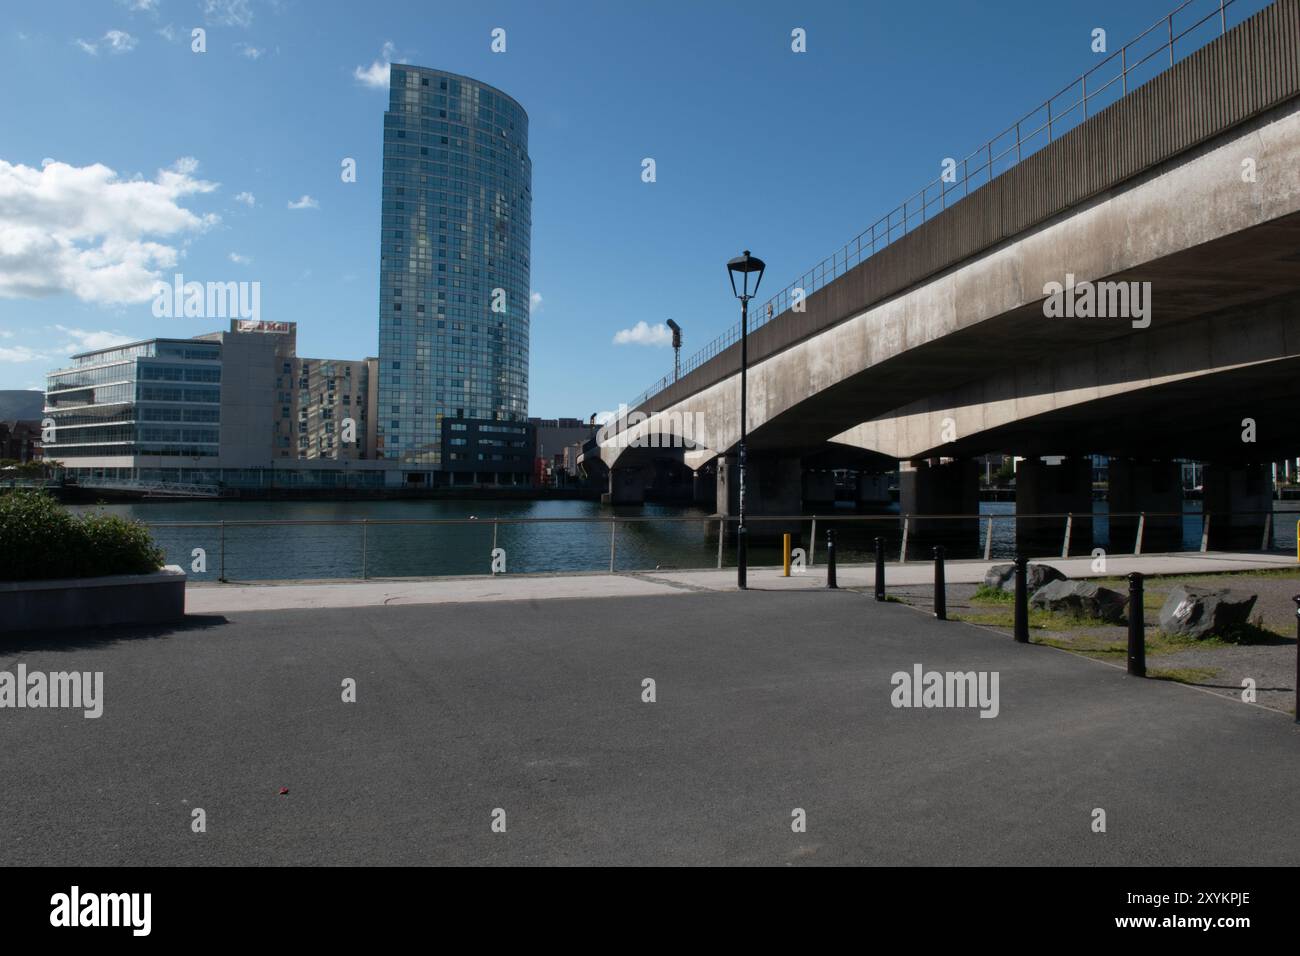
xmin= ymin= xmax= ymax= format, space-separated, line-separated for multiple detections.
xmin=0 ymin=390 xmax=44 ymax=421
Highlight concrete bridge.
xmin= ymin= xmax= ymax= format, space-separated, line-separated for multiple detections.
xmin=591 ymin=0 xmax=1300 ymax=552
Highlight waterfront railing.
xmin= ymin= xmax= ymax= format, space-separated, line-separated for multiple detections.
xmin=139 ymin=509 xmax=1295 ymax=582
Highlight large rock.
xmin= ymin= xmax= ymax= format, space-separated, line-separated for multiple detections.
xmin=984 ymin=562 xmax=1066 ymax=593
xmin=1158 ymin=586 xmax=1258 ymax=640
xmin=1030 ymin=579 xmax=1127 ymax=623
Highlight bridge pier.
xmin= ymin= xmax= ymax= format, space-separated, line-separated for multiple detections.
xmin=855 ymin=472 xmax=893 ymax=512
xmin=899 ymin=459 xmax=980 ymax=556
xmin=717 ymin=454 xmax=802 ymax=540
xmin=603 ymin=465 xmax=651 ymax=506
xmin=692 ymin=463 xmax=716 ymax=507
xmin=802 ymin=469 xmax=837 ymax=512
xmin=1015 ymin=457 xmax=1094 ymax=557
xmin=1203 ymin=462 xmax=1274 ymax=550
xmin=1108 ymin=458 xmax=1182 ymax=553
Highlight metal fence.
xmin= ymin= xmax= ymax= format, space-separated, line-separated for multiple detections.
xmin=143 ymin=507 xmax=1295 ymax=582
xmin=624 ymin=0 xmax=1245 ymax=414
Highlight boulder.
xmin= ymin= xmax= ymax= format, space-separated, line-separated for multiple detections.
xmin=1158 ymin=586 xmax=1258 ymax=640
xmin=1029 ymin=579 xmax=1127 ymax=623
xmin=984 ymin=562 xmax=1066 ymax=594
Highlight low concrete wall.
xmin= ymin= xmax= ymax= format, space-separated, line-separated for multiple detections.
xmin=1 ymin=566 xmax=186 ymax=634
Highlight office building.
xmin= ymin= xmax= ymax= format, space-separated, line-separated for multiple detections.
xmin=43 ymin=321 xmax=384 ymax=488
xmin=439 ymin=416 xmax=534 ymax=484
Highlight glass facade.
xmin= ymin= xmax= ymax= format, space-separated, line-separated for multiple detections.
xmin=377 ymin=66 xmax=532 ymax=466
xmin=44 ymin=339 xmax=223 ymax=460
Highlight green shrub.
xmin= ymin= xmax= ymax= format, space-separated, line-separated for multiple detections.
xmin=0 ymin=491 xmax=164 ymax=581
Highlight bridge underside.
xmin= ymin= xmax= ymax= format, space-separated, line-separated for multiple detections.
xmin=755 ymin=206 xmax=1300 ymax=457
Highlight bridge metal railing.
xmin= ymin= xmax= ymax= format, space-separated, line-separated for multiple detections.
xmin=623 ymin=0 xmax=1246 ymax=417
xmin=136 ymin=507 xmax=1295 ymax=582
xmin=77 ymin=477 xmax=222 ymax=498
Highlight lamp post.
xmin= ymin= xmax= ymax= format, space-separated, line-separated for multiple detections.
xmin=726 ymin=250 xmax=766 ymax=590
xmin=667 ymin=319 xmax=682 ymax=383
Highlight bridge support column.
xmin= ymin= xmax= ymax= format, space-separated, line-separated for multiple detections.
xmin=1015 ymin=457 xmax=1094 ymax=557
xmin=1203 ymin=462 xmax=1274 ymax=550
xmin=692 ymin=463 xmax=716 ymax=507
xmin=899 ymin=459 xmax=980 ymax=557
xmin=646 ymin=456 xmax=693 ymax=504
xmin=855 ymin=472 xmax=893 ymax=513
xmin=802 ymin=469 xmax=837 ymax=512
xmin=717 ymin=454 xmax=802 ymax=540
xmin=603 ymin=465 xmax=649 ymax=506
xmin=1109 ymin=459 xmax=1182 ymax=553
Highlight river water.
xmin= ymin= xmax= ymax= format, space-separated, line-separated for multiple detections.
xmin=73 ymin=499 xmax=1300 ymax=582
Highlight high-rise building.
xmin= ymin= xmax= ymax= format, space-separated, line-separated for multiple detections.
xmin=377 ymin=66 xmax=532 ymax=481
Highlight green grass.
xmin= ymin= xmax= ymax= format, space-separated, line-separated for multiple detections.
xmin=1094 ymin=567 xmax=1300 ymax=588
xmin=952 ymin=606 xmax=1097 ymax=631
xmin=971 ymin=584 xmax=1014 ymax=605
xmin=1148 ymin=666 xmax=1221 ymax=684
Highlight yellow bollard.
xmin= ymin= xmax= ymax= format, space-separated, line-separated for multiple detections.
xmin=783 ymin=533 xmax=792 ymax=577
xmin=1295 ymin=519 xmax=1299 ymax=563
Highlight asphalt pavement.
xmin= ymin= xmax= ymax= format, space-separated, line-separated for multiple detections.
xmin=1 ymin=589 xmax=1296 ymax=865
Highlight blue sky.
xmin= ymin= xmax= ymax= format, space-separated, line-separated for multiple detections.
xmin=0 ymin=0 xmax=1271 ymax=416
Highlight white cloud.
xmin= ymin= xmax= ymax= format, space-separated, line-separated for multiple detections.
xmin=236 ymin=42 xmax=265 ymax=59
xmin=104 ymin=30 xmax=137 ymax=52
xmin=613 ymin=321 xmax=672 ymax=346
xmin=0 ymin=156 xmax=219 ymax=306
xmin=76 ymin=30 xmax=138 ymax=55
xmin=529 ymin=291 xmax=543 ymax=313
xmin=229 ymin=252 xmax=252 ymax=265
xmin=287 ymin=195 xmax=319 ymax=210
xmin=233 ymin=191 xmax=255 ymax=207
xmin=202 ymin=0 xmax=254 ymax=28
xmin=0 ymin=345 xmax=46 ymax=363
xmin=156 ymin=24 xmax=177 ymax=42
xmin=354 ymin=41 xmax=396 ymax=89
xmin=54 ymin=326 xmax=135 ymax=354
xmin=119 ymin=0 xmax=160 ymax=12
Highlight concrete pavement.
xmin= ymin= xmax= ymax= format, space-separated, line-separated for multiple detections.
xmin=185 ymin=550 xmax=1297 ymax=613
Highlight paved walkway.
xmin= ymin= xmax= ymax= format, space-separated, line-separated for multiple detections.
xmin=3 ymin=590 xmax=1296 ymax=865
xmin=186 ymin=551 xmax=1297 ymax=613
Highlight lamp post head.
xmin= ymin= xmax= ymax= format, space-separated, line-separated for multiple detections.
xmin=726 ymin=250 xmax=766 ymax=300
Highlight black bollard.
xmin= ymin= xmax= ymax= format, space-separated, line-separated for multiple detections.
xmin=826 ymin=528 xmax=837 ymax=589
xmin=933 ymin=546 xmax=947 ymax=620
xmin=1127 ymin=572 xmax=1146 ymax=677
xmin=874 ymin=536 xmax=886 ymax=602
xmin=737 ymin=525 xmax=747 ymax=590
xmin=1013 ymin=555 xmax=1029 ymax=644
xmin=1293 ymin=596 xmax=1300 ymax=722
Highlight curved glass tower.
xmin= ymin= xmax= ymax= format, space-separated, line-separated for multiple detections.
xmin=376 ymin=66 xmax=531 ymax=467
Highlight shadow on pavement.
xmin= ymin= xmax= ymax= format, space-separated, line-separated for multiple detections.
xmin=0 ymin=614 xmax=230 ymax=654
